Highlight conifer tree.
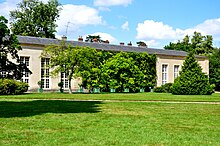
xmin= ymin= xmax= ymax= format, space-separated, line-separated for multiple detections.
xmin=171 ymin=52 xmax=214 ymax=95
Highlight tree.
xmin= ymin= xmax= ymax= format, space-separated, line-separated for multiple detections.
xmin=10 ymin=0 xmax=61 ymax=38
xmin=41 ymin=42 xmax=98 ymax=93
xmin=164 ymin=32 xmax=220 ymax=91
xmin=101 ymin=52 xmax=154 ymax=92
xmin=171 ymin=52 xmax=214 ymax=95
xmin=136 ymin=41 xmax=147 ymax=47
xmin=0 ymin=16 xmax=31 ymax=80
xmin=209 ymin=48 xmax=220 ymax=91
xmin=164 ymin=32 xmax=214 ymax=55
xmin=85 ymin=35 xmax=102 ymax=43
xmin=101 ymin=52 xmax=139 ymax=92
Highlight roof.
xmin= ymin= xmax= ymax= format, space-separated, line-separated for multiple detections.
xmin=17 ymin=35 xmax=206 ymax=58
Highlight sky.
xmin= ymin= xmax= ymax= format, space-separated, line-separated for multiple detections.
xmin=1 ymin=0 xmax=220 ymax=48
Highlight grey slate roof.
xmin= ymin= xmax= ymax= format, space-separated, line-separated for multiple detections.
xmin=17 ymin=35 xmax=205 ymax=58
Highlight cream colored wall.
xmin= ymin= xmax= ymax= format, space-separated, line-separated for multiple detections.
xmin=17 ymin=44 xmax=81 ymax=91
xmin=18 ymin=46 xmax=42 ymax=90
xmin=156 ymin=55 xmax=209 ymax=87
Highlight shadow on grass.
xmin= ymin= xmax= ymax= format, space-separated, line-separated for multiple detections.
xmin=0 ymin=100 xmax=102 ymax=118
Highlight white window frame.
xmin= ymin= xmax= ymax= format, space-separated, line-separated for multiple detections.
xmin=20 ymin=56 xmax=30 ymax=84
xmin=162 ymin=64 xmax=168 ymax=85
xmin=61 ymin=72 xmax=69 ymax=89
xmin=174 ymin=65 xmax=180 ymax=79
xmin=41 ymin=58 xmax=50 ymax=89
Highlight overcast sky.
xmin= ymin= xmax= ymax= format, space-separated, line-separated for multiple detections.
xmin=1 ymin=0 xmax=220 ymax=48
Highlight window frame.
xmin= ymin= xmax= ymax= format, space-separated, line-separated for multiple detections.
xmin=41 ymin=58 xmax=50 ymax=89
xmin=162 ymin=64 xmax=168 ymax=85
xmin=174 ymin=65 xmax=180 ymax=79
xmin=20 ymin=56 xmax=30 ymax=84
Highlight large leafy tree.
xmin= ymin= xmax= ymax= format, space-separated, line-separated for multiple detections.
xmin=41 ymin=42 xmax=98 ymax=93
xmin=10 ymin=0 xmax=61 ymax=38
xmin=171 ymin=52 xmax=214 ymax=95
xmin=164 ymin=32 xmax=215 ymax=55
xmin=101 ymin=52 xmax=143 ymax=92
xmin=100 ymin=52 xmax=156 ymax=92
xmin=0 ymin=16 xmax=31 ymax=79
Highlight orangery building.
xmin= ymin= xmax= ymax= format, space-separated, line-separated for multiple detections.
xmin=11 ymin=35 xmax=209 ymax=92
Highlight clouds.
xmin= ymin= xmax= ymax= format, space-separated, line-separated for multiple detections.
xmin=136 ymin=20 xmax=179 ymax=40
xmin=0 ymin=0 xmax=19 ymax=18
xmin=0 ymin=0 xmax=104 ymax=39
xmin=56 ymin=4 xmax=103 ymax=36
xmin=94 ymin=0 xmax=132 ymax=7
xmin=136 ymin=18 xmax=220 ymax=47
xmin=194 ymin=18 xmax=220 ymax=40
xmin=121 ymin=21 xmax=129 ymax=31
xmin=1 ymin=0 xmax=220 ymax=48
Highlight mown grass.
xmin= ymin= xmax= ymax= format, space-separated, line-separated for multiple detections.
xmin=1 ymin=92 xmax=220 ymax=102
xmin=0 ymin=99 xmax=220 ymax=145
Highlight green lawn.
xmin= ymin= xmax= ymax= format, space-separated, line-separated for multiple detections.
xmin=1 ymin=92 xmax=220 ymax=102
xmin=0 ymin=93 xmax=220 ymax=145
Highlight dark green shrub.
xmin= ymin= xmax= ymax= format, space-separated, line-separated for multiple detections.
xmin=171 ymin=52 xmax=214 ymax=95
xmin=162 ymin=83 xmax=173 ymax=93
xmin=0 ymin=79 xmax=28 ymax=95
xmin=154 ymin=83 xmax=173 ymax=93
xmin=153 ymin=86 xmax=164 ymax=93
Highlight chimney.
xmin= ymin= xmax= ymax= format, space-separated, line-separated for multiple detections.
xmin=120 ymin=42 xmax=124 ymax=46
xmin=104 ymin=40 xmax=109 ymax=44
xmin=61 ymin=35 xmax=67 ymax=41
xmin=127 ymin=41 xmax=132 ymax=46
xmin=93 ymin=38 xmax=98 ymax=43
xmin=78 ymin=36 xmax=83 ymax=41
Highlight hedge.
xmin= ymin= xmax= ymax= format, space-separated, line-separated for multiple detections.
xmin=0 ymin=79 xmax=28 ymax=95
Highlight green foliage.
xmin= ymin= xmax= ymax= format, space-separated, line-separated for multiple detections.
xmin=101 ymin=52 xmax=139 ymax=92
xmin=58 ymin=82 xmax=64 ymax=88
xmin=42 ymin=42 xmax=156 ymax=93
xmin=0 ymin=15 xmax=31 ymax=80
xmin=37 ymin=80 xmax=43 ymax=88
xmin=171 ymin=53 xmax=214 ymax=95
xmin=136 ymin=41 xmax=147 ymax=47
xmin=10 ymin=0 xmax=61 ymax=38
xmin=154 ymin=83 xmax=173 ymax=93
xmin=101 ymin=52 xmax=156 ymax=92
xmin=164 ymin=32 xmax=215 ymax=55
xmin=41 ymin=42 xmax=98 ymax=93
xmin=0 ymin=79 xmax=28 ymax=95
xmin=153 ymin=86 xmax=164 ymax=93
xmin=209 ymin=48 xmax=220 ymax=91
xmin=85 ymin=35 xmax=102 ymax=43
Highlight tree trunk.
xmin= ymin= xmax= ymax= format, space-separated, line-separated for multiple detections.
xmin=68 ymin=78 xmax=72 ymax=94
xmin=68 ymin=70 xmax=74 ymax=94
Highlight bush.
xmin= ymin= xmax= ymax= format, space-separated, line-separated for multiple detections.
xmin=171 ymin=53 xmax=214 ymax=95
xmin=154 ymin=83 xmax=173 ymax=93
xmin=153 ymin=86 xmax=164 ymax=93
xmin=0 ymin=79 xmax=28 ymax=95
